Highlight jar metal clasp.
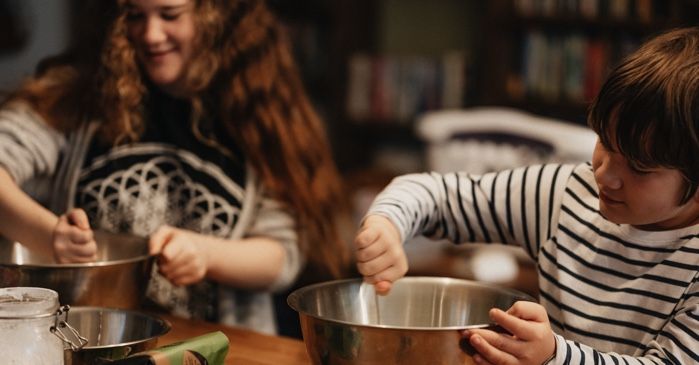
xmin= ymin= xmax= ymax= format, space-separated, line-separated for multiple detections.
xmin=50 ymin=305 xmax=88 ymax=351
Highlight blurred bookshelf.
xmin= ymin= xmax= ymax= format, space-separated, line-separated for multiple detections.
xmin=271 ymin=0 xmax=480 ymax=175
xmin=271 ymin=0 xmax=699 ymax=174
xmin=479 ymin=0 xmax=699 ymax=124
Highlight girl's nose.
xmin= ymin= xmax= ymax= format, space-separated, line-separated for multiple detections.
xmin=142 ymin=17 xmax=166 ymax=45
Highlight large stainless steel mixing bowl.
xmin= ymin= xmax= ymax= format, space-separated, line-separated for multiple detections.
xmin=287 ymin=277 xmax=534 ymax=365
xmin=63 ymin=306 xmax=171 ymax=365
xmin=0 ymin=231 xmax=154 ymax=309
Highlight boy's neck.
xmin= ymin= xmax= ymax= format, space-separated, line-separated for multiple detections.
xmin=633 ymin=203 xmax=699 ymax=231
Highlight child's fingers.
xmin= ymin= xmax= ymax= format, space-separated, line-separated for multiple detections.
xmin=355 ymin=227 xmax=380 ymax=249
xmin=57 ymin=253 xmax=93 ymax=264
xmin=356 ymin=252 xmax=395 ymax=276
xmin=55 ymin=214 xmax=93 ymax=243
xmin=506 ymin=301 xmax=548 ymax=322
xmin=149 ymin=225 xmax=174 ymax=255
xmin=66 ymin=225 xmax=94 ymax=243
xmin=489 ymin=308 xmax=532 ymax=341
xmin=67 ymin=208 xmax=91 ymax=230
xmin=493 ymin=302 xmax=547 ymax=341
xmin=366 ymin=264 xmax=407 ymax=286
xmin=355 ymin=240 xmax=386 ymax=263
xmin=468 ymin=328 xmax=524 ymax=358
xmin=55 ymin=240 xmax=97 ymax=263
xmin=160 ymin=258 xmax=192 ymax=281
xmin=70 ymin=240 xmax=98 ymax=257
xmin=374 ymin=280 xmax=392 ymax=295
xmin=472 ymin=354 xmax=494 ymax=365
xmin=168 ymin=272 xmax=195 ymax=287
xmin=165 ymin=259 xmax=206 ymax=286
xmin=362 ymin=276 xmax=394 ymax=294
xmin=468 ymin=333 xmax=519 ymax=365
xmin=159 ymin=238 xmax=183 ymax=263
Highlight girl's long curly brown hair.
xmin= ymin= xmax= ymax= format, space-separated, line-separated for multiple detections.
xmin=5 ymin=0 xmax=349 ymax=279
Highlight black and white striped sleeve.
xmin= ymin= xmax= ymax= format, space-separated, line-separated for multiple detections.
xmin=368 ymin=164 xmax=575 ymax=258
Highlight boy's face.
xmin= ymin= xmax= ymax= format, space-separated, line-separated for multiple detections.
xmin=591 ymin=139 xmax=699 ymax=230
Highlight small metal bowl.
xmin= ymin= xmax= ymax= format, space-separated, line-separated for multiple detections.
xmin=0 ymin=231 xmax=154 ymax=309
xmin=63 ymin=307 xmax=171 ymax=365
xmin=288 ymin=277 xmax=534 ymax=364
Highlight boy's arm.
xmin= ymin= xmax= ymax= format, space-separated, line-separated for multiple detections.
xmin=356 ymin=164 xmax=576 ymax=292
xmin=367 ymin=164 xmax=575 ymax=253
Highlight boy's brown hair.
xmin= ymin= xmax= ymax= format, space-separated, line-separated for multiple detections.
xmin=588 ymin=27 xmax=699 ymax=203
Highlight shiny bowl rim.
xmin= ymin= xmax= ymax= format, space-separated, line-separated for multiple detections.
xmin=287 ymin=276 xmax=535 ymax=331
xmin=67 ymin=306 xmax=172 ymax=350
xmin=0 ymin=253 xmax=155 ymax=268
xmin=0 ymin=230 xmax=154 ymax=268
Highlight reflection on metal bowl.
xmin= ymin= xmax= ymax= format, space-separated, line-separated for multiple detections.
xmin=287 ymin=277 xmax=534 ymax=365
xmin=0 ymin=230 xmax=154 ymax=309
xmin=63 ymin=307 xmax=171 ymax=365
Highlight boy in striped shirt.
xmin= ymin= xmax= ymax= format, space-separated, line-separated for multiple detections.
xmin=355 ymin=27 xmax=699 ymax=364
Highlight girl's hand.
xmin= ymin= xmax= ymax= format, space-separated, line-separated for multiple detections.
xmin=354 ymin=214 xmax=407 ymax=295
xmin=149 ymin=225 xmax=210 ymax=286
xmin=463 ymin=301 xmax=556 ymax=365
xmin=52 ymin=208 xmax=97 ymax=263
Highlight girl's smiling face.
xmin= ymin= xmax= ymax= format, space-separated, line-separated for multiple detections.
xmin=126 ymin=0 xmax=196 ymax=97
xmin=591 ymin=138 xmax=699 ymax=230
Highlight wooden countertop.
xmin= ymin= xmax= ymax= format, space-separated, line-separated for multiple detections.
xmin=159 ymin=314 xmax=311 ymax=365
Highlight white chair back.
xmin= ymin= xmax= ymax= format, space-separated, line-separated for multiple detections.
xmin=416 ymin=107 xmax=597 ymax=173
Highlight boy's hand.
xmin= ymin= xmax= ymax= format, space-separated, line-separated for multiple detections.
xmin=463 ymin=301 xmax=556 ymax=365
xmin=354 ymin=214 xmax=407 ymax=295
xmin=52 ymin=208 xmax=97 ymax=263
xmin=149 ymin=225 xmax=210 ymax=286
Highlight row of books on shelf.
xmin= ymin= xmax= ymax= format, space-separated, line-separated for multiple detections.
xmin=515 ymin=0 xmax=672 ymax=22
xmin=512 ymin=31 xmax=640 ymax=103
xmin=346 ymin=52 xmax=466 ymax=123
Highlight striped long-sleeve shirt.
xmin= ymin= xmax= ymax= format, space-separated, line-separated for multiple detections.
xmin=368 ymin=163 xmax=699 ymax=364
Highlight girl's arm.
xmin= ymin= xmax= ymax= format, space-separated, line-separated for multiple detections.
xmin=0 ymin=102 xmax=96 ymax=261
xmin=150 ymin=193 xmax=301 ymax=291
xmin=149 ymin=227 xmax=288 ymax=290
xmin=0 ymin=102 xmax=63 ymax=249
xmin=0 ymin=167 xmax=57 ymax=253
xmin=0 ymin=167 xmax=98 ymax=262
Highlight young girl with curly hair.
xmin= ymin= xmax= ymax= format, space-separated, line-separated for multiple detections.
xmin=0 ymin=0 xmax=347 ymax=334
